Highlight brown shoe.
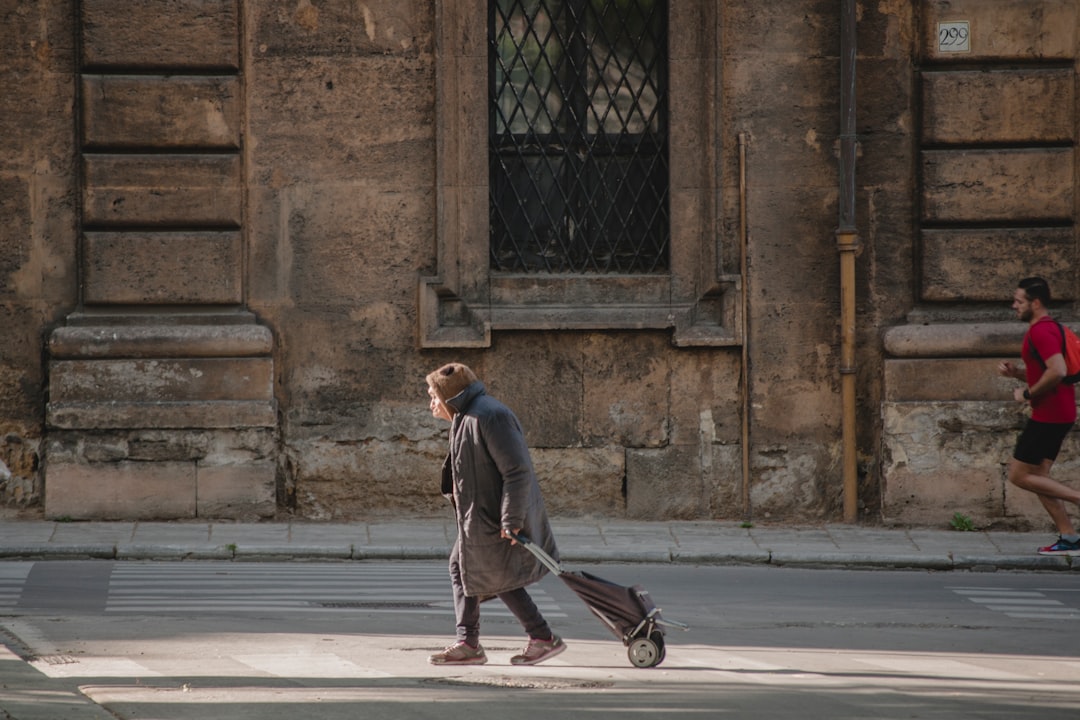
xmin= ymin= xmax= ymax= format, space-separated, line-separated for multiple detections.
xmin=429 ymin=641 xmax=488 ymax=665
xmin=510 ymin=635 xmax=566 ymax=666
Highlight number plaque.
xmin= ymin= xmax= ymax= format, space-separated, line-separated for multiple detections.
xmin=937 ymin=21 xmax=970 ymax=53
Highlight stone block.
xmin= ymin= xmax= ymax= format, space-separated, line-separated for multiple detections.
xmin=881 ymin=401 xmax=1025 ymax=526
xmin=82 ymin=76 xmax=241 ymax=149
xmin=531 ymin=447 xmax=624 ymax=517
xmin=49 ymin=323 xmax=274 ymax=360
xmin=669 ymin=350 xmax=742 ymax=446
xmin=45 ymin=461 xmax=196 ymax=520
xmin=83 ymin=154 xmax=241 ymax=227
xmin=82 ymin=0 xmax=240 ymax=70
xmin=48 ymin=401 xmax=277 ymax=431
xmin=748 ymin=441 xmax=838 ymax=520
xmin=723 ymin=1 xmax=837 ymax=57
xmin=197 ymin=462 xmax=276 ymax=519
xmin=1003 ymin=439 xmax=1080 ymax=528
xmin=251 ymin=0 xmax=433 ymax=57
xmin=626 ymin=446 xmax=704 ymax=520
xmin=271 ymin=316 xmax=426 ymax=407
xmin=247 ymin=55 xmax=435 ymax=188
xmin=922 ymin=69 xmax=1073 ymax=144
xmin=708 ymin=443 xmax=744 ymax=518
xmin=581 ymin=333 xmax=670 ymax=448
xmin=481 ymin=333 xmax=582 ymax=448
xmin=884 ymin=358 xmax=1017 ymax=402
xmin=883 ymin=464 xmax=1000 ymax=527
xmin=50 ymin=358 xmax=272 ymax=404
xmin=288 ymin=437 xmax=447 ymax=520
xmin=285 ymin=184 xmax=433 ymax=307
xmin=1003 ymin=473 xmax=1053 ymax=529
xmin=921 ymin=228 xmax=1075 ymax=302
xmin=921 ymin=148 xmax=1073 ymax=223
xmin=750 ymin=345 xmax=841 ymax=437
xmin=202 ymin=428 xmax=278 ymax=464
xmin=83 ymin=231 xmax=242 ymax=304
xmin=722 ymin=55 xmax=837 ymax=181
xmin=126 ymin=432 xmax=209 ymax=463
xmin=922 ymin=0 xmax=1076 ymax=61
xmin=45 ymin=322 xmax=276 ymax=434
xmin=883 ymin=322 xmax=1030 ymax=358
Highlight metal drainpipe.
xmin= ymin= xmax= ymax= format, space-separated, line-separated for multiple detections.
xmin=838 ymin=0 xmax=859 ymax=522
xmin=738 ymin=132 xmax=751 ymax=521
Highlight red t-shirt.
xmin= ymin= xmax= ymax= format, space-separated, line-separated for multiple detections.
xmin=1022 ymin=316 xmax=1077 ymax=423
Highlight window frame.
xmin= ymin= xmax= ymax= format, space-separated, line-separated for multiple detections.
xmin=420 ymin=0 xmax=737 ymax=348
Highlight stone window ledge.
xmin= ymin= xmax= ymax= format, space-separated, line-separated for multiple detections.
xmin=419 ymin=275 xmax=741 ymax=348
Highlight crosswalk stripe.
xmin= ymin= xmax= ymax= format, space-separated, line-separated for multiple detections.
xmin=948 ymin=586 xmax=1077 ymax=621
xmin=1003 ymin=612 xmax=1080 ymax=619
xmin=952 ymin=590 xmax=1049 ymax=597
xmin=0 ymin=565 xmax=32 ymax=609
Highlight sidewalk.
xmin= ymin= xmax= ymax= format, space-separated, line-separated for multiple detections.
xmin=0 ymin=518 xmax=1076 ymax=571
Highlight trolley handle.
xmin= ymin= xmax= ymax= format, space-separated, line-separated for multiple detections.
xmin=505 ymin=530 xmax=563 ymax=576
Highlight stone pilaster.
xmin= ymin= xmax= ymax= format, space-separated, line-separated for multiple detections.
xmin=43 ymin=0 xmax=277 ymax=520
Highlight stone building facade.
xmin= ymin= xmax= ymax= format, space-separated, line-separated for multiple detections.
xmin=1 ymin=0 xmax=1077 ymax=529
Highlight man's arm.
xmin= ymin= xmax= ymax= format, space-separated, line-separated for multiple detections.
xmin=1016 ymin=353 xmax=1065 ymax=403
xmin=998 ymin=361 xmax=1025 ymax=381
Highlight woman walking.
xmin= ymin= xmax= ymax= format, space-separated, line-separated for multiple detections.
xmin=425 ymin=362 xmax=566 ymax=666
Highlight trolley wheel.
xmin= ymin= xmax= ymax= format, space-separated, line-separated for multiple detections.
xmin=650 ymin=630 xmax=667 ymax=666
xmin=628 ymin=637 xmax=661 ymax=668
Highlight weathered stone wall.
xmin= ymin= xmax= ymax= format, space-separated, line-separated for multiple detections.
xmin=0 ymin=2 xmax=78 ymax=511
xmin=4 ymin=1 xmax=1073 ymax=527
xmin=723 ymin=3 xmax=854 ymax=520
xmin=242 ymin=1 xmax=831 ymax=522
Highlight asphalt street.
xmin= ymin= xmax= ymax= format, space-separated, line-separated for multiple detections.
xmin=0 ymin=517 xmax=1079 ymax=719
xmin=1 ymin=560 xmax=1078 ymax=719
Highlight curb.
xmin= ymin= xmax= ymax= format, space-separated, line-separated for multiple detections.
xmin=768 ymin=552 xmax=955 ymax=570
xmin=0 ymin=544 xmax=1076 ymax=571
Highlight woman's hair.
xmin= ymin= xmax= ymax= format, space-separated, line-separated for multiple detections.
xmin=425 ymin=363 xmax=479 ymax=404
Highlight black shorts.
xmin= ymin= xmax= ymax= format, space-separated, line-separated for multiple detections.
xmin=1013 ymin=420 xmax=1074 ymax=466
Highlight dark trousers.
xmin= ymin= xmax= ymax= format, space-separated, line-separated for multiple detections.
xmin=450 ymin=553 xmax=551 ymax=646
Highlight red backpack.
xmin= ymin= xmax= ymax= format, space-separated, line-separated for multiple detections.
xmin=1028 ymin=320 xmax=1080 ymax=385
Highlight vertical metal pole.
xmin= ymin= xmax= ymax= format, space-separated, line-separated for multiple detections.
xmin=838 ymin=0 xmax=859 ymax=522
xmin=738 ymin=132 xmax=751 ymax=521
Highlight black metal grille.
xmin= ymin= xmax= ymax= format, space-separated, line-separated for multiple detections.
xmin=489 ymin=0 xmax=669 ymax=274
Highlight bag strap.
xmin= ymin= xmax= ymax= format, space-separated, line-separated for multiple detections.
xmin=1028 ymin=318 xmax=1067 ymax=370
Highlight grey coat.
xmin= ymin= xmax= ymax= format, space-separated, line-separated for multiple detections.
xmin=441 ymin=381 xmax=558 ymax=597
